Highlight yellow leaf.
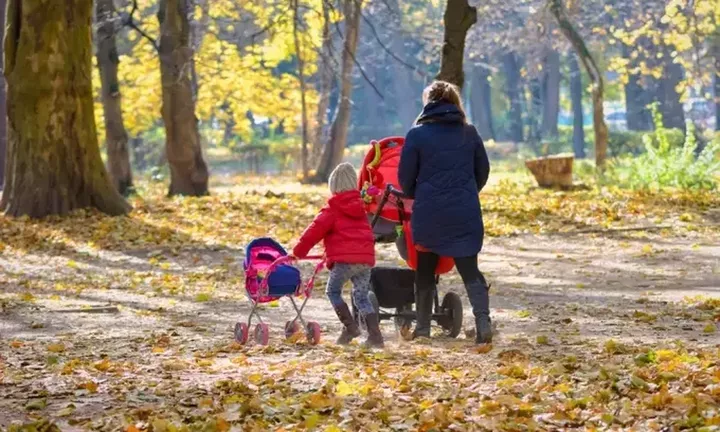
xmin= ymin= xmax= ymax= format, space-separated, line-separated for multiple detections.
xmin=536 ymin=335 xmax=549 ymax=345
xmin=162 ymin=360 xmax=187 ymax=371
xmin=152 ymin=346 xmax=166 ymax=354
xmin=230 ymin=355 xmax=248 ymax=365
xmin=305 ymin=413 xmax=321 ymax=429
xmin=248 ymin=373 xmax=263 ymax=385
xmin=475 ymin=344 xmax=493 ymax=354
xmin=704 ymin=323 xmax=716 ymax=333
xmin=126 ymin=427 xmax=140 ymax=432
xmin=10 ymin=340 xmax=24 ymax=349
xmin=641 ymin=244 xmax=653 ymax=255
xmin=335 ymin=380 xmax=353 ymax=397
xmin=48 ymin=343 xmax=66 ymax=353
xmin=195 ymin=293 xmax=212 ymax=302
xmin=80 ymin=381 xmax=98 ymax=393
xmin=94 ymin=358 xmax=112 ymax=371
xmin=324 ymin=426 xmax=343 ymax=432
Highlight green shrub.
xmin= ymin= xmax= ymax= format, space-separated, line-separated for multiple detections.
xmin=607 ymin=106 xmax=720 ymax=191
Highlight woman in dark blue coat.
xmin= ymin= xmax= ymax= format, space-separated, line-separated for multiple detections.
xmin=398 ymin=81 xmax=492 ymax=344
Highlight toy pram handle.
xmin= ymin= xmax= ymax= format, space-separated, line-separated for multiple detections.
xmin=259 ymin=255 xmax=325 ymax=297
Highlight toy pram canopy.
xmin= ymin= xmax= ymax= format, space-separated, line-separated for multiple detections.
xmin=244 ymin=237 xmax=301 ymax=299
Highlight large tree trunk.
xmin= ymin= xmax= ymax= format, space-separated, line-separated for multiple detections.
xmin=1 ymin=0 xmax=130 ymax=217
xmin=541 ymin=50 xmax=560 ymax=137
xmin=312 ymin=0 xmax=363 ymax=183
xmin=549 ymin=0 xmax=608 ymax=168
xmin=293 ymin=0 xmax=310 ymax=178
xmin=527 ymin=78 xmax=543 ymax=148
xmin=96 ymin=0 xmax=133 ymax=197
xmin=469 ymin=60 xmax=495 ymax=140
xmin=714 ymin=37 xmax=720 ymax=132
xmin=158 ymin=0 xmax=209 ymax=196
xmin=0 ymin=0 xmax=6 ymax=190
xmin=623 ymin=44 xmax=652 ymax=131
xmin=657 ymin=47 xmax=686 ymax=130
xmin=569 ymin=53 xmax=585 ymax=158
xmin=436 ymin=0 xmax=477 ymax=89
xmin=311 ymin=0 xmax=333 ymax=166
xmin=503 ymin=52 xmax=524 ymax=143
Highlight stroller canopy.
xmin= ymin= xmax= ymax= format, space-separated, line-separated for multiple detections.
xmin=358 ymin=136 xmax=413 ymax=222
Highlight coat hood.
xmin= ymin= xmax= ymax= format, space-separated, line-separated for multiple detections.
xmin=328 ymin=190 xmax=366 ymax=219
xmin=416 ymin=101 xmax=465 ymax=125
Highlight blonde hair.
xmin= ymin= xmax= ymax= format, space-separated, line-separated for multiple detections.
xmin=417 ymin=80 xmax=467 ymax=124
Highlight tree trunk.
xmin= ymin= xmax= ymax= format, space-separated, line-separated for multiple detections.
xmin=1 ymin=0 xmax=130 ymax=217
xmin=569 ymin=53 xmax=586 ymax=158
xmin=623 ymin=44 xmax=652 ymax=131
xmin=312 ymin=0 xmax=363 ymax=183
xmin=96 ymin=0 xmax=133 ymax=196
xmin=549 ymin=0 xmax=607 ymax=168
xmin=293 ymin=0 xmax=310 ymax=178
xmin=657 ymin=47 xmax=686 ymax=130
xmin=311 ymin=0 xmax=333 ymax=165
xmin=541 ymin=50 xmax=560 ymax=137
xmin=528 ymin=78 xmax=543 ymax=148
xmin=0 ymin=0 xmax=6 ymax=190
xmin=469 ymin=60 xmax=495 ymax=140
xmin=436 ymin=0 xmax=477 ymax=89
xmin=158 ymin=0 xmax=209 ymax=196
xmin=504 ymin=52 xmax=524 ymax=143
xmin=714 ymin=38 xmax=720 ymax=132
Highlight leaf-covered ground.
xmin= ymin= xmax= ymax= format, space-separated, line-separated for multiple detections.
xmin=1 ymin=176 xmax=719 ymax=431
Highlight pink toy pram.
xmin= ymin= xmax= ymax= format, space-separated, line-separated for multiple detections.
xmin=235 ymin=237 xmax=325 ymax=345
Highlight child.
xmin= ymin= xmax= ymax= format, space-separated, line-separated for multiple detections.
xmin=292 ymin=163 xmax=384 ymax=348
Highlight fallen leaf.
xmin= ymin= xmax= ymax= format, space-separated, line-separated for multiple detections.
xmin=47 ymin=343 xmax=66 ymax=353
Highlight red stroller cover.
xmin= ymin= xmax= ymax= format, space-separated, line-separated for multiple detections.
xmin=358 ymin=136 xmax=454 ymax=275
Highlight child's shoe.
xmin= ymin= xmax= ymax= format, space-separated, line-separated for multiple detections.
xmin=334 ymin=304 xmax=361 ymax=345
xmin=363 ymin=313 xmax=384 ymax=348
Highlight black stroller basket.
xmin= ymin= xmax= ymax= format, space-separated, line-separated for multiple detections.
xmin=354 ymin=185 xmax=464 ymax=338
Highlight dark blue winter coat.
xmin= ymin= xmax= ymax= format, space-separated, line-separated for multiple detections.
xmin=398 ymin=101 xmax=490 ymax=258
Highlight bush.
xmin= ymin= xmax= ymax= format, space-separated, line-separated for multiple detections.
xmin=607 ymin=106 xmax=720 ymax=191
xmin=555 ymin=125 xmax=685 ymax=158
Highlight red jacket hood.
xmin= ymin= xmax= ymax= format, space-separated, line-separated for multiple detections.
xmin=328 ymin=190 xmax=366 ymax=220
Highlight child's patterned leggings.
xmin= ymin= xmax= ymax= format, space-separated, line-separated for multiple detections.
xmin=326 ymin=263 xmax=374 ymax=316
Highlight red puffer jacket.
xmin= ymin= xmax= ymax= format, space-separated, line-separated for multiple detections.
xmin=293 ymin=190 xmax=375 ymax=268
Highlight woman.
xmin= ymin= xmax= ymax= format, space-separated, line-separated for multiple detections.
xmin=398 ymin=80 xmax=492 ymax=344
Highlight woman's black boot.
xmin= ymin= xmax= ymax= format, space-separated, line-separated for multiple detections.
xmin=466 ymin=277 xmax=492 ymax=344
xmin=412 ymin=286 xmax=433 ymax=339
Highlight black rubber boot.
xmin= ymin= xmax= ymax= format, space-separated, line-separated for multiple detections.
xmin=412 ymin=286 xmax=433 ymax=339
xmin=466 ymin=276 xmax=492 ymax=344
xmin=334 ymin=303 xmax=361 ymax=345
xmin=363 ymin=313 xmax=385 ymax=348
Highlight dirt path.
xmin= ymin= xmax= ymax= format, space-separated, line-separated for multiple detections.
xmin=1 ymin=231 xmax=719 ymax=430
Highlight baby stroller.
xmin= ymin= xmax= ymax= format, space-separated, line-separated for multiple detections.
xmin=355 ymin=137 xmax=464 ymax=338
xmin=235 ymin=237 xmax=324 ymax=345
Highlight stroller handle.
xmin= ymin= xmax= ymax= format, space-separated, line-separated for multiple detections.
xmin=384 ymin=184 xmax=408 ymax=199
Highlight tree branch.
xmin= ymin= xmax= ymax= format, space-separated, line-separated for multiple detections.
xmin=123 ymin=0 xmax=159 ymax=52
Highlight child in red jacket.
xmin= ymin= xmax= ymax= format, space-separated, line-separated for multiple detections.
xmin=292 ymin=163 xmax=384 ymax=348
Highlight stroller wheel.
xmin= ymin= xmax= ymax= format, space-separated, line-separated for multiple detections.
xmin=234 ymin=322 xmax=249 ymax=345
xmin=440 ymin=292 xmax=464 ymax=338
xmin=254 ymin=323 xmax=270 ymax=345
xmin=306 ymin=321 xmax=321 ymax=345
xmin=284 ymin=320 xmax=300 ymax=339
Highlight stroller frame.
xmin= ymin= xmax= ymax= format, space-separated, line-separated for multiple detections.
xmin=357 ymin=184 xmax=464 ymax=338
xmin=235 ymin=255 xmax=326 ymax=346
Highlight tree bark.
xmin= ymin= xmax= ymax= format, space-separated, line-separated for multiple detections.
xmin=568 ymin=53 xmax=586 ymax=158
xmin=469 ymin=60 xmax=495 ymax=140
xmin=1 ymin=0 xmax=130 ymax=217
xmin=158 ymin=0 xmax=209 ymax=196
xmin=312 ymin=0 xmax=363 ymax=183
xmin=293 ymin=0 xmax=310 ymax=178
xmin=714 ymin=37 xmax=720 ymax=132
xmin=436 ymin=0 xmax=477 ymax=89
xmin=657 ymin=47 xmax=686 ymax=130
xmin=528 ymin=78 xmax=543 ymax=147
xmin=503 ymin=52 xmax=524 ymax=143
xmin=0 ymin=0 xmax=6 ymax=190
xmin=549 ymin=0 xmax=608 ymax=168
xmin=623 ymin=44 xmax=652 ymax=131
xmin=96 ymin=0 xmax=133 ymax=196
xmin=541 ymin=50 xmax=560 ymax=137
xmin=311 ymin=0 xmax=333 ymax=165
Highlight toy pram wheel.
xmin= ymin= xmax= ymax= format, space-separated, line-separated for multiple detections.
xmin=440 ymin=292 xmax=464 ymax=338
xmin=284 ymin=320 xmax=300 ymax=339
xmin=306 ymin=321 xmax=321 ymax=345
xmin=234 ymin=322 xmax=249 ymax=345
xmin=254 ymin=323 xmax=270 ymax=345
